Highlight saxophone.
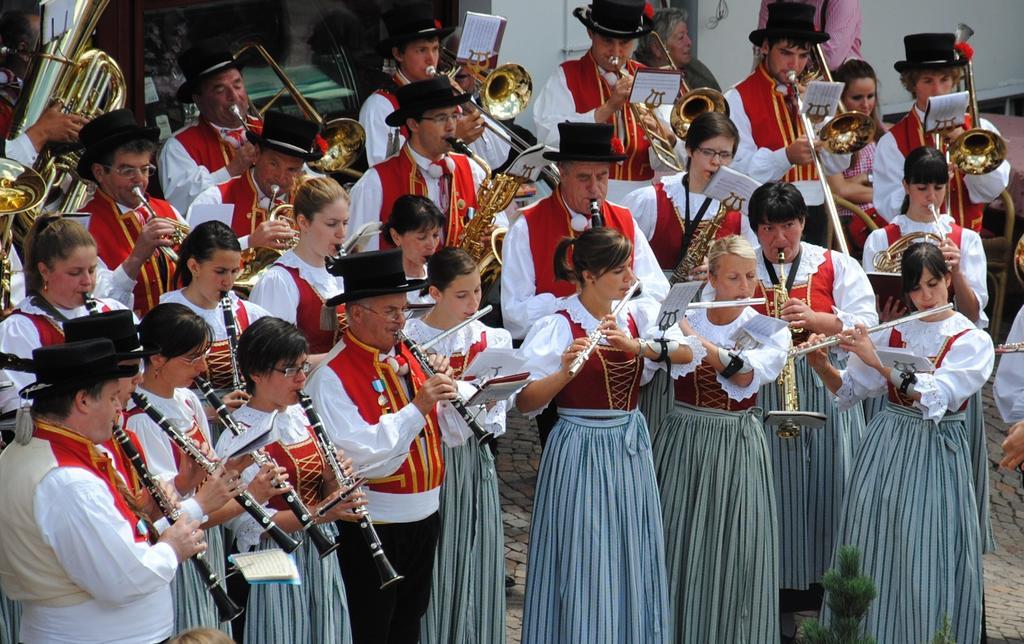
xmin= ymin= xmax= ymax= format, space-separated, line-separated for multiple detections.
xmin=445 ymin=137 xmax=522 ymax=289
xmin=772 ymin=251 xmax=802 ymax=439
xmin=669 ymin=201 xmax=728 ymax=284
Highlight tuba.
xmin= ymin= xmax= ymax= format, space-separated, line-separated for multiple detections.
xmin=872 ymin=231 xmax=943 ymax=273
xmin=0 ymin=159 xmax=46 ymax=310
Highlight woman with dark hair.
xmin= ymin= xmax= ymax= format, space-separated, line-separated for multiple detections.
xmin=160 ymin=221 xmax=268 ymax=403
xmin=383 ymin=195 xmax=446 ymax=305
xmin=804 ymin=241 xmax=993 ymax=643
xmin=218 ymin=316 xmax=361 ymax=644
xmin=128 ymin=302 xmax=282 ymax=634
xmin=403 ymin=248 xmax=509 ymax=644
xmin=622 ymin=111 xmax=758 ymax=273
xmin=516 ymin=227 xmax=699 ymax=643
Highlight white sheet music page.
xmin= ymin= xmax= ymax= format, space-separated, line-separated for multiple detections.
xmin=458 ymin=12 xmax=507 ymax=72
xmin=703 ymin=166 xmax=761 ymax=214
xmin=655 ymin=282 xmax=703 ymax=332
xmin=461 ymin=348 xmax=529 ymax=382
xmin=876 ymin=347 xmax=935 ymax=374
xmin=41 ymin=0 xmax=75 ymax=44
xmin=731 ymin=314 xmax=790 ymax=351
xmin=924 ymin=92 xmax=969 ymax=133
xmin=507 ymin=144 xmax=552 ymax=182
xmin=188 ymin=203 xmax=235 ymax=228
xmin=230 ymin=550 xmax=301 ymax=584
xmin=801 ymin=81 xmax=844 ymax=121
xmin=629 ymin=69 xmax=683 ymax=109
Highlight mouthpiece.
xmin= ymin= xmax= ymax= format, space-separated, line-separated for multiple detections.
xmin=785 ymin=70 xmax=798 ymax=84
xmin=230 ymin=104 xmax=245 ymax=123
xmin=426 ymin=65 xmax=438 ymax=76
xmin=444 ymin=137 xmax=469 ymax=154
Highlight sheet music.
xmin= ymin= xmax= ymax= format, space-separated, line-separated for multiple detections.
xmin=219 ymin=420 xmax=277 ymax=460
xmin=924 ymin=91 xmax=969 ymax=133
xmin=41 ymin=0 xmax=75 ymax=44
xmin=876 ymin=347 xmax=935 ymax=374
xmin=730 ymin=314 xmax=790 ymax=351
xmin=458 ymin=12 xmax=507 ymax=73
xmin=461 ymin=348 xmax=529 ymax=381
xmin=230 ymin=550 xmax=301 ymax=584
xmin=507 ymin=144 xmax=553 ymax=182
xmin=655 ymin=282 xmax=703 ymax=332
xmin=188 ymin=203 xmax=234 ymax=228
xmin=703 ymin=166 xmax=761 ymax=214
xmin=629 ymin=69 xmax=683 ymax=109
xmin=801 ymin=81 xmax=845 ymax=121
xmin=465 ymin=374 xmax=530 ymax=406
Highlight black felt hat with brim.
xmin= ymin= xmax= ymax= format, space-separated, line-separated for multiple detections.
xmin=748 ymin=2 xmax=829 ymax=47
xmin=893 ymin=33 xmax=967 ymax=73
xmin=377 ymin=2 xmax=455 ymax=58
xmin=63 ymin=311 xmax=159 ymax=361
xmin=246 ymin=111 xmax=324 ymax=162
xmin=20 ymin=339 xmax=139 ymax=399
xmin=176 ymin=44 xmax=244 ymax=104
xmin=76 ymin=109 xmax=159 ymax=183
xmin=325 ymin=248 xmax=426 ymax=307
xmin=573 ymin=0 xmax=653 ymax=39
xmin=543 ymin=122 xmax=628 ymax=163
xmin=384 ymin=77 xmax=472 ymax=127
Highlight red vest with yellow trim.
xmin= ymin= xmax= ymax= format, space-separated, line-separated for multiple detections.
xmin=561 ymin=52 xmax=654 ymax=182
xmin=265 ymin=427 xmax=329 ymax=510
xmin=102 ymin=420 xmax=148 ymax=497
xmin=124 ymin=401 xmax=210 ymax=471
xmin=889 ymin=110 xmax=984 ymax=232
xmin=272 ymin=264 xmax=340 ymax=354
xmin=327 ymin=332 xmax=444 ymax=494
xmin=216 ymin=171 xmax=286 ymax=239
xmin=205 ymin=301 xmax=252 ymax=390
xmin=8 ymin=299 xmax=115 ymax=347
xmin=674 ymin=361 xmax=757 ymax=410
xmin=34 ymin=420 xmax=148 ymax=543
xmin=173 ymin=116 xmax=263 ymax=175
xmin=521 ymin=189 xmax=638 ymax=297
xmin=649 ymin=181 xmax=743 ymax=269
xmin=886 ymin=327 xmax=971 ymax=410
xmin=374 ymin=86 xmax=410 ymax=140
xmin=752 ymin=249 xmax=837 ymax=342
xmin=553 ymin=311 xmax=643 ymax=410
xmin=375 ymin=147 xmax=477 ymax=249
xmin=735 ymin=64 xmax=816 ymax=183
xmin=84 ymin=191 xmax=178 ymax=316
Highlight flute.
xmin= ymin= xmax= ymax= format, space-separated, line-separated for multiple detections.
xmin=687 ymin=298 xmax=766 ymax=310
xmin=111 ymin=417 xmax=243 ymax=622
xmin=194 ymin=377 xmax=340 ymax=559
xmin=298 ymin=392 xmax=404 ymax=589
xmin=567 ymin=280 xmax=642 ymax=377
xmin=996 ymin=341 xmax=1024 ymax=354
xmin=219 ymin=291 xmax=244 ymax=392
xmin=130 ymin=391 xmax=302 ymax=553
xmin=789 ymin=303 xmax=955 ymax=357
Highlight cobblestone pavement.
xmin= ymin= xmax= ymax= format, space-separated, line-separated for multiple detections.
xmin=498 ymin=384 xmax=1024 ymax=643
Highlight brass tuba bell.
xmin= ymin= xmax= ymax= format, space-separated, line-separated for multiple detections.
xmin=0 ymin=159 xmax=47 ymax=309
xmin=669 ymin=88 xmax=729 ymax=140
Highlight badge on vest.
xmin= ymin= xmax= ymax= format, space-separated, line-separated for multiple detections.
xmin=372 ymin=378 xmax=391 ymax=414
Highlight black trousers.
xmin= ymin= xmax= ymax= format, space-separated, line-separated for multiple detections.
xmin=336 ymin=512 xmax=440 ymax=644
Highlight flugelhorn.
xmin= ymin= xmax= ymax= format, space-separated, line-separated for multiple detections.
xmin=789 ymin=303 xmax=955 ymax=357
xmin=132 ymin=186 xmax=187 ymax=263
xmin=567 ymin=280 xmax=642 ymax=377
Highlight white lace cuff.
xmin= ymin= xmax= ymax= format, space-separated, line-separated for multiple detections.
xmin=232 ymin=507 xmax=279 ymax=552
xmin=836 ymin=370 xmax=860 ymax=413
xmin=661 ymin=335 xmax=706 ymax=380
xmin=717 ymin=363 xmax=760 ymax=402
xmin=911 ymin=373 xmax=948 ymax=424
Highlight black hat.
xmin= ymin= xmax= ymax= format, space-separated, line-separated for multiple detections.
xmin=377 ymin=2 xmax=455 ymax=58
xmin=543 ymin=122 xmax=628 ymax=163
xmin=894 ymin=33 xmax=967 ymax=73
xmin=325 ymin=249 xmax=426 ymax=307
xmin=20 ymin=339 xmax=139 ymax=399
xmin=176 ymin=44 xmax=243 ymax=104
xmin=573 ymin=0 xmax=653 ymax=39
xmin=384 ymin=77 xmax=472 ymax=127
xmin=76 ymin=109 xmax=160 ymax=182
xmin=63 ymin=311 xmax=159 ymax=361
xmin=246 ymin=111 xmax=324 ymax=162
xmin=748 ymin=2 xmax=829 ymax=47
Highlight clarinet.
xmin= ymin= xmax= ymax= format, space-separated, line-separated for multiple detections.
xmin=219 ymin=291 xmax=244 ymax=392
xmin=82 ymin=292 xmax=100 ymax=315
xmin=298 ymin=392 xmax=404 ymax=590
xmin=396 ymin=331 xmax=495 ymax=445
xmin=111 ymin=418 xmax=243 ymax=622
xmin=194 ymin=377 xmax=340 ymax=559
xmin=589 ymin=198 xmax=604 ymax=228
xmin=130 ymin=391 xmax=301 ymax=553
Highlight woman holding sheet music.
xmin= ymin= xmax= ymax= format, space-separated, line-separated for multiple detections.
xmin=403 ymin=248 xmax=509 ymax=644
xmin=652 ymin=235 xmax=789 ymax=643
xmin=802 ymin=241 xmax=993 ymax=643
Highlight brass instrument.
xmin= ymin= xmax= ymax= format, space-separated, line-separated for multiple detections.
xmin=235 ymin=185 xmax=298 ymax=295
xmin=996 ymin=341 xmax=1024 ymax=354
xmin=0 ymin=159 xmax=45 ymax=310
xmin=871 ymin=231 xmax=943 ymax=273
xmin=949 ymin=24 xmax=1007 ymax=176
xmin=609 ymin=55 xmax=684 ymax=173
xmin=445 ymin=138 xmax=521 ymax=290
xmin=669 ymin=202 xmax=728 ymax=285
xmin=808 ymin=44 xmax=877 ymax=156
xmin=568 ymin=280 xmax=642 ymax=377
xmin=132 ymin=186 xmax=187 ymax=264
xmin=233 ymin=43 xmax=365 ymax=176
xmin=789 ymin=303 xmax=955 ymax=357
xmin=9 ymin=0 xmax=125 ymax=241
xmin=1014 ymin=233 xmax=1024 ymax=286
xmin=669 ymin=88 xmax=729 ymax=140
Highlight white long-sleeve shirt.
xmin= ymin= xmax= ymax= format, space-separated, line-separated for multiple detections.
xmin=158 ymin=122 xmax=241 ymax=215
xmin=248 ymin=250 xmax=343 ymax=324
xmin=994 ymin=305 xmax=1024 ymax=423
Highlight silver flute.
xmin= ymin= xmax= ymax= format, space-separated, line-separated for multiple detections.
xmin=568 ymin=280 xmax=642 ymax=376
xmin=789 ymin=303 xmax=954 ymax=357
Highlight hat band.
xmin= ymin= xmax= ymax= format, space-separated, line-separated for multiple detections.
xmin=262 ymin=137 xmax=314 ymax=155
xmin=196 ymin=59 xmax=236 ymax=78
xmin=344 ymin=273 xmax=413 ymax=293
xmin=907 ymin=48 xmax=958 ymax=63
xmin=762 ymin=19 xmax=818 ymax=34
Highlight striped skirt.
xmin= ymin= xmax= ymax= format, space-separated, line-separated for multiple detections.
xmin=653 ymin=403 xmax=779 ymax=644
xmin=638 ymin=369 xmax=673 ymax=445
xmin=0 ymin=590 xmax=19 ymax=644
xmin=759 ymin=359 xmax=865 ymax=590
xmin=821 ymin=403 xmax=982 ymax=643
xmin=965 ymin=391 xmax=995 ymax=552
xmin=243 ymin=522 xmax=352 ymax=644
xmin=522 ymin=409 xmax=670 ymax=644
xmin=172 ymin=525 xmax=230 ymax=634
xmin=420 ymin=441 xmax=506 ymax=644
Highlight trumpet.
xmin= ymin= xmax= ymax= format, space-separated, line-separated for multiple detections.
xmin=567 ymin=280 xmax=642 ymax=377
xmin=132 ymin=186 xmax=187 ymax=263
xmin=789 ymin=303 xmax=955 ymax=357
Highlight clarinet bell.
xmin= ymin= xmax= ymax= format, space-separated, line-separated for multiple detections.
xmin=264 ymin=521 xmax=303 ymax=554
xmin=210 ymin=581 xmax=244 ymax=622
xmin=373 ymin=550 xmax=404 ymax=590
xmin=308 ymin=524 xmax=342 ymax=559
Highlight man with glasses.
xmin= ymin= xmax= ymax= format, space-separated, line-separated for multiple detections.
xmin=187 ymin=110 xmax=322 ymax=253
xmin=80 ymin=109 xmax=186 ymax=316
xmin=348 ymin=77 xmax=488 ymax=252
xmin=306 ymin=248 xmax=458 ymax=644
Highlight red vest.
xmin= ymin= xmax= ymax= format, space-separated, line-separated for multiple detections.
xmin=101 ymin=420 xmax=148 ymax=498
xmin=889 ymin=110 xmax=984 ymax=232
xmin=216 ymin=171 xmax=287 ymax=239
xmin=561 ymin=52 xmax=654 ymax=182
xmin=674 ymin=361 xmax=757 ymax=410
xmin=375 ymin=146 xmax=477 ymax=248
xmin=553 ymin=311 xmax=643 ymax=411
xmin=886 ymin=327 xmax=970 ymax=410
xmin=205 ymin=301 xmax=252 ymax=390
xmin=327 ymin=332 xmax=444 ymax=494
xmin=648 ymin=181 xmax=743 ymax=269
xmin=9 ymin=300 xmax=115 ymax=347
xmin=752 ymin=249 xmax=837 ymax=342
xmin=448 ymin=332 xmax=488 ymax=379
xmin=173 ymin=116 xmax=263 ymax=175
xmin=521 ymin=189 xmax=638 ymax=297
xmin=85 ymin=191 xmax=178 ymax=316
xmin=265 ymin=426 xmax=329 ymax=510
xmin=124 ymin=400 xmax=210 ymax=471
xmin=735 ymin=64 xmax=816 ymax=183
xmin=272 ymin=264 xmax=340 ymax=354
xmin=374 ymin=86 xmax=410 ymax=140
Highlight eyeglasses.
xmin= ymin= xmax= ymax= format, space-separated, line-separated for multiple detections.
xmin=420 ymin=111 xmax=463 ymax=125
xmin=694 ymin=147 xmax=734 ymax=162
xmin=103 ymin=164 xmax=158 ymax=178
xmin=271 ymin=362 xmax=312 ymax=378
xmin=177 ymin=349 xmax=210 ymax=366
xmin=353 ymin=303 xmax=411 ymax=321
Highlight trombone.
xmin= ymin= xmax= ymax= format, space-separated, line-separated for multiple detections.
xmin=949 ymin=24 xmax=1006 ymax=176
xmin=645 ymin=29 xmax=730 ymax=142
xmin=609 ymin=55 xmax=685 ymax=173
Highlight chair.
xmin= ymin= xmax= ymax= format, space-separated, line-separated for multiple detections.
xmin=982 ymin=189 xmax=1017 ymax=339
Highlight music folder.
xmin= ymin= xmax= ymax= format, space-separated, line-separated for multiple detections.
xmin=866 ymin=272 xmax=906 ymax=315
xmin=464 ymin=372 xmax=531 ymax=407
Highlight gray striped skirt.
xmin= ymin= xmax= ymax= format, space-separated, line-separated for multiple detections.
xmin=821 ymin=403 xmax=982 ymax=643
xmin=522 ymin=408 xmax=670 ymax=644
xmin=638 ymin=370 xmax=673 ymax=445
xmin=242 ymin=522 xmax=352 ymax=644
xmin=172 ymin=524 xmax=230 ymax=634
xmin=0 ymin=589 xmax=19 ymax=644
xmin=420 ymin=441 xmax=506 ymax=644
xmin=653 ymin=402 xmax=779 ymax=644
xmin=759 ymin=359 xmax=865 ymax=590
xmin=965 ymin=391 xmax=995 ymax=552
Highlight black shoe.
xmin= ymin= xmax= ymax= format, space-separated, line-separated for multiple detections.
xmin=505 ymin=574 xmax=514 ymax=588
